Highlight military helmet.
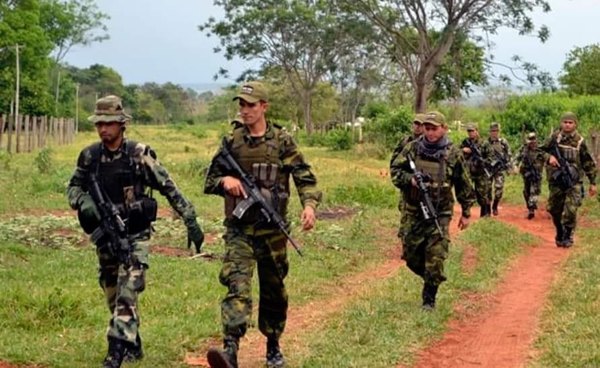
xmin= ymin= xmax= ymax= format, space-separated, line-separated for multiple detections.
xmin=490 ymin=122 xmax=500 ymax=131
xmin=88 ymin=95 xmax=131 ymax=123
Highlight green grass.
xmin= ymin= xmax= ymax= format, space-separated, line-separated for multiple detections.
xmin=529 ymin=216 xmax=600 ymax=368
xmin=291 ymin=219 xmax=537 ymax=367
xmin=2 ymin=124 xmax=599 ymax=367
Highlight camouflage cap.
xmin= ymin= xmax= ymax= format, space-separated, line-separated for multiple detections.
xmin=422 ymin=111 xmax=445 ymax=126
xmin=233 ymin=81 xmax=268 ymax=103
xmin=527 ymin=132 xmax=537 ymax=141
xmin=413 ymin=113 xmax=427 ymax=125
xmin=490 ymin=122 xmax=500 ymax=131
xmin=560 ymin=111 xmax=578 ymax=123
xmin=465 ymin=122 xmax=477 ymax=131
xmin=88 ymin=95 xmax=131 ymax=123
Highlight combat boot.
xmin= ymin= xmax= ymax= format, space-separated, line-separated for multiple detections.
xmin=527 ymin=208 xmax=535 ymax=220
xmin=421 ymin=282 xmax=438 ymax=311
xmin=563 ymin=227 xmax=574 ymax=248
xmin=552 ymin=217 xmax=565 ymax=247
xmin=266 ymin=338 xmax=285 ymax=368
xmin=103 ymin=337 xmax=126 ymax=368
xmin=492 ymin=199 xmax=499 ymax=216
xmin=123 ymin=334 xmax=143 ymax=363
xmin=207 ymin=336 xmax=239 ymax=368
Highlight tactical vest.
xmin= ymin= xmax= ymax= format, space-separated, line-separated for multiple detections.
xmin=405 ymin=147 xmax=452 ymax=212
xmin=556 ymin=132 xmax=584 ymax=164
xmin=89 ymin=140 xmax=157 ymax=234
xmin=224 ymin=125 xmax=290 ymax=223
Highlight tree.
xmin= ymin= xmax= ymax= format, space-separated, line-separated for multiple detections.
xmin=39 ymin=0 xmax=109 ymax=63
xmin=342 ymin=0 xmax=551 ymax=112
xmin=559 ymin=44 xmax=600 ymax=95
xmin=200 ymin=0 xmax=357 ymax=134
xmin=0 ymin=0 xmax=54 ymax=114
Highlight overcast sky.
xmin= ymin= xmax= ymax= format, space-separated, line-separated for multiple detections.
xmin=63 ymin=0 xmax=600 ymax=86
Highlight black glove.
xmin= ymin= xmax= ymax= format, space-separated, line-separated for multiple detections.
xmin=187 ymin=219 xmax=204 ymax=253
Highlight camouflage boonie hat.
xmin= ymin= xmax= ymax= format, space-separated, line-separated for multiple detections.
xmin=527 ymin=132 xmax=537 ymax=141
xmin=413 ymin=113 xmax=427 ymax=125
xmin=88 ymin=95 xmax=131 ymax=123
xmin=560 ymin=111 xmax=578 ymax=123
xmin=490 ymin=122 xmax=500 ymax=131
xmin=423 ymin=111 xmax=445 ymax=126
xmin=465 ymin=123 xmax=477 ymax=131
xmin=233 ymin=81 xmax=268 ymax=103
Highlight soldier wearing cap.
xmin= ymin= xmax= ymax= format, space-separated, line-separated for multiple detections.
xmin=485 ymin=122 xmax=512 ymax=216
xmin=515 ymin=132 xmax=546 ymax=219
xmin=390 ymin=113 xmax=426 ymax=165
xmin=204 ymin=81 xmax=322 ymax=368
xmin=67 ymin=95 xmax=205 ymax=368
xmin=540 ymin=112 xmax=597 ymax=247
xmin=460 ymin=123 xmax=493 ymax=217
xmin=391 ymin=111 xmax=474 ymax=310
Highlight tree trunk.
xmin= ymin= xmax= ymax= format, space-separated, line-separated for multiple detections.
xmin=414 ymin=80 xmax=429 ymax=113
xmin=302 ymin=91 xmax=314 ymax=134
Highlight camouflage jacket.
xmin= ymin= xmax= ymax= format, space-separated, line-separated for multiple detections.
xmin=390 ymin=138 xmax=475 ymax=218
xmin=67 ymin=139 xmax=198 ymax=222
xmin=485 ymin=137 xmax=512 ymax=173
xmin=540 ymin=130 xmax=597 ymax=185
xmin=515 ymin=144 xmax=545 ymax=178
xmin=460 ymin=137 xmax=491 ymax=177
xmin=204 ymin=122 xmax=322 ymax=225
xmin=390 ymin=134 xmax=421 ymax=168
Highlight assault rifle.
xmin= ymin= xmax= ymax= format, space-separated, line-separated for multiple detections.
xmin=407 ymin=154 xmax=443 ymax=236
xmin=551 ymin=141 xmax=579 ymax=190
xmin=216 ymin=137 xmax=303 ymax=257
xmin=89 ymin=174 xmax=133 ymax=267
xmin=465 ymin=140 xmax=491 ymax=178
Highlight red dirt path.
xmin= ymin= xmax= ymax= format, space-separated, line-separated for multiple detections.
xmin=409 ymin=204 xmax=569 ymax=368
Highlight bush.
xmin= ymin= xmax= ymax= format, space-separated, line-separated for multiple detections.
xmin=363 ymin=106 xmax=414 ymax=150
xmin=325 ymin=129 xmax=353 ymax=151
xmin=34 ymin=148 xmax=53 ymax=174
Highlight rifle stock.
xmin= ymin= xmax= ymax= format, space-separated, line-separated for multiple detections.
xmin=217 ymin=137 xmax=304 ymax=256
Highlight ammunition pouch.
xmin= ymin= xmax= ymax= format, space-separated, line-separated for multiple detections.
xmin=127 ymin=197 xmax=157 ymax=234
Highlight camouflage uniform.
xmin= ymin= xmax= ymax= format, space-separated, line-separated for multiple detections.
xmin=391 ymin=111 xmax=474 ymax=309
xmin=484 ymin=126 xmax=511 ymax=215
xmin=540 ymin=117 xmax=597 ymax=247
xmin=67 ymin=96 xmax=203 ymax=367
xmin=515 ymin=134 xmax=545 ymax=217
xmin=460 ymin=136 xmax=492 ymax=217
xmin=204 ymin=121 xmax=321 ymax=344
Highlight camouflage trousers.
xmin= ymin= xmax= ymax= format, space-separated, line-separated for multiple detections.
xmin=488 ymin=171 xmax=505 ymax=201
xmin=522 ymin=176 xmax=542 ymax=210
xmin=96 ymin=230 xmax=150 ymax=344
xmin=219 ymin=226 xmax=289 ymax=340
xmin=399 ymin=214 xmax=450 ymax=286
xmin=471 ymin=174 xmax=491 ymax=207
xmin=547 ymin=182 xmax=583 ymax=229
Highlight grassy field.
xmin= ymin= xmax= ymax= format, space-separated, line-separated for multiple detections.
xmin=0 ymin=124 xmax=598 ymax=367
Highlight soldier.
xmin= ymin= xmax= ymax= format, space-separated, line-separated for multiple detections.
xmin=485 ymin=122 xmax=512 ymax=216
xmin=67 ymin=96 xmax=205 ymax=368
xmin=460 ymin=123 xmax=492 ymax=217
xmin=204 ymin=81 xmax=322 ymax=368
xmin=390 ymin=113 xmax=426 ymax=164
xmin=515 ymin=132 xmax=545 ymax=219
xmin=540 ymin=112 xmax=597 ymax=247
xmin=391 ymin=111 xmax=474 ymax=310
